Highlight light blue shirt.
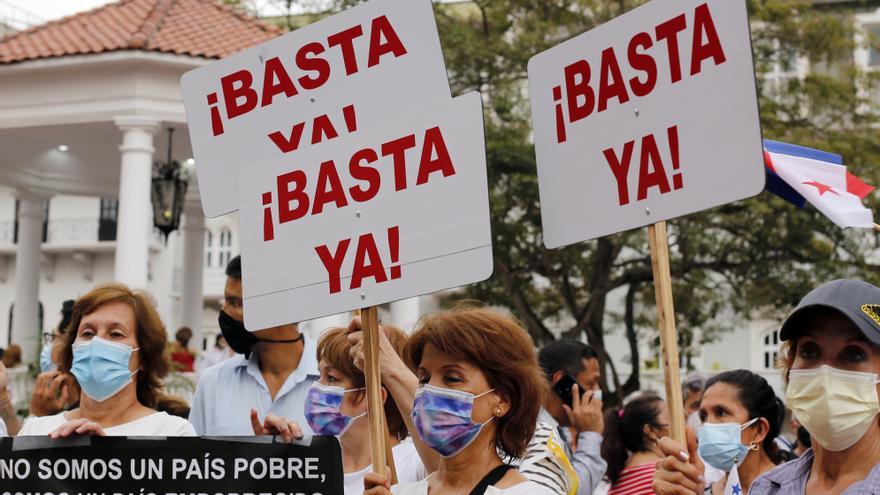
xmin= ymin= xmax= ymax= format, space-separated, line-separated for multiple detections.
xmin=188 ymin=336 xmax=320 ymax=435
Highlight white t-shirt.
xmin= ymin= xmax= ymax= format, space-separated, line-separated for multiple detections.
xmin=19 ymin=411 xmax=196 ymax=436
xmin=392 ymin=475 xmax=556 ymax=495
xmin=344 ymin=440 xmax=427 ymax=494
xmin=0 ymin=418 xmax=7 ymax=437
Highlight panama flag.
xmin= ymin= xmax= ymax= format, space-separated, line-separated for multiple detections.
xmin=724 ymin=463 xmax=743 ymax=495
xmin=764 ymin=140 xmax=876 ymax=229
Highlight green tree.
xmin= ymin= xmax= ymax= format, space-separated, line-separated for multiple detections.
xmin=432 ymin=0 xmax=880 ymax=401
xmin=267 ymin=0 xmax=880 ymax=400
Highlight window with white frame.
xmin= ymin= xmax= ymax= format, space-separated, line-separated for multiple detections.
xmin=218 ymin=228 xmax=233 ymax=268
xmin=761 ymin=329 xmax=781 ymax=370
xmin=205 ymin=230 xmax=214 ymax=268
xmin=868 ymin=25 xmax=880 ymax=67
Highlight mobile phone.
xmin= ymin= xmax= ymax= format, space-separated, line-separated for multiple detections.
xmin=552 ymin=373 xmax=589 ymax=408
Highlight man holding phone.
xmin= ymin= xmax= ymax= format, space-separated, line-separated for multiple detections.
xmin=535 ymin=339 xmax=607 ymax=495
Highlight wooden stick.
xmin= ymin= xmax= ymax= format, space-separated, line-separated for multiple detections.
xmin=360 ymin=306 xmax=397 ymax=483
xmin=647 ymin=222 xmax=686 ymax=444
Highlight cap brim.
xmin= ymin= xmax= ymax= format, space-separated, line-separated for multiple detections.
xmin=780 ymin=303 xmax=880 ymax=345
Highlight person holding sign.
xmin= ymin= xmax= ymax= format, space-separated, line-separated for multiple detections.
xmin=364 ymin=307 xmax=555 ymax=495
xmin=18 ymin=284 xmax=195 ymax=437
xmin=305 ymin=325 xmax=427 ymax=493
xmin=189 ymin=255 xmax=319 ymax=436
xmin=653 ymin=279 xmax=880 ymax=495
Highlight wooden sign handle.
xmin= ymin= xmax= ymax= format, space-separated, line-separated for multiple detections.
xmin=647 ymin=222 xmax=686 ymax=445
xmin=360 ymin=306 xmax=398 ymax=484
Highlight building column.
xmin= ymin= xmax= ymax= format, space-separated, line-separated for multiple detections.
xmin=390 ymin=297 xmax=421 ymax=332
xmin=113 ymin=117 xmax=159 ymax=288
xmin=180 ymin=201 xmax=206 ymax=347
xmin=11 ymin=189 xmax=51 ymax=363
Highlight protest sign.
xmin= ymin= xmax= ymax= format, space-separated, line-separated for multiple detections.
xmin=528 ymin=0 xmax=764 ymax=443
xmin=182 ymin=0 xmax=451 ymax=217
xmin=528 ymin=0 xmax=764 ymax=247
xmin=0 ymin=435 xmax=343 ymax=495
xmin=237 ymin=92 xmax=491 ymax=331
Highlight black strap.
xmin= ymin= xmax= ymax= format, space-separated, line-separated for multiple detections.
xmin=468 ymin=464 xmax=514 ymax=495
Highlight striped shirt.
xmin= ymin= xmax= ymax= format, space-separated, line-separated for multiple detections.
xmin=607 ymin=462 xmax=657 ymax=495
xmin=751 ymin=449 xmax=880 ymax=495
xmin=519 ymin=422 xmax=575 ymax=494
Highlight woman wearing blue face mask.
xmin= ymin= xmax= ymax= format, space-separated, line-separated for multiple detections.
xmin=692 ymin=370 xmax=787 ymax=495
xmin=653 ymin=279 xmax=880 ymax=495
xmin=18 ymin=284 xmax=195 ymax=437
xmin=364 ymin=307 xmax=554 ymax=495
xmin=307 ymin=325 xmax=429 ymax=494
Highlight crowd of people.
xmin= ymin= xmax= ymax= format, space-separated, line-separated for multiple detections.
xmin=0 ymin=255 xmax=878 ymax=495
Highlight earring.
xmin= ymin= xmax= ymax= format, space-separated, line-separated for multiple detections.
xmin=749 ymin=441 xmax=759 ymax=451
xmin=495 ymin=407 xmax=502 ymax=417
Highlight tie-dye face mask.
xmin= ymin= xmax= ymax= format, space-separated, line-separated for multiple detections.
xmin=304 ymin=382 xmax=366 ymax=436
xmin=411 ymin=384 xmax=496 ymax=458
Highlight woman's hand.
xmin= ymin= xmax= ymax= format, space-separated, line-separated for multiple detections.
xmin=363 ymin=471 xmax=392 ymax=495
xmin=48 ymin=418 xmax=106 ymax=439
xmin=652 ymin=427 xmax=705 ymax=495
xmin=346 ymin=317 xmax=408 ymax=380
xmin=249 ymin=409 xmax=303 ymax=443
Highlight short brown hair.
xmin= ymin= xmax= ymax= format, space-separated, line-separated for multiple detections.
xmin=404 ymin=307 xmax=547 ymax=459
xmin=317 ymin=325 xmax=409 ymax=440
xmin=60 ymin=284 xmax=169 ymax=408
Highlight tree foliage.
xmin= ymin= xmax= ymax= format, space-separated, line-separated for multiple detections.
xmin=253 ymin=0 xmax=880 ymax=399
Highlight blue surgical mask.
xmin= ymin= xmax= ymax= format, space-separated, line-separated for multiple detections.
xmin=70 ymin=337 xmax=139 ymax=403
xmin=304 ymin=382 xmax=366 ymax=436
xmin=411 ymin=384 xmax=495 ymax=458
xmin=697 ymin=418 xmax=759 ymax=472
xmin=39 ymin=344 xmax=56 ymax=373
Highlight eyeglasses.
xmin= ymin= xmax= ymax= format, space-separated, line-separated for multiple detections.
xmin=42 ymin=332 xmax=60 ymax=346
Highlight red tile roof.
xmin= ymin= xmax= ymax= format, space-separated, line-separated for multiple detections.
xmin=0 ymin=0 xmax=282 ymax=64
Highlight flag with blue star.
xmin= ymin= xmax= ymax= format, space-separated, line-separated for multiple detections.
xmin=724 ymin=462 xmax=743 ymax=495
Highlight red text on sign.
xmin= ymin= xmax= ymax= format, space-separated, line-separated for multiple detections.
xmin=315 ymin=226 xmax=402 ymax=294
xmin=268 ymin=104 xmax=358 ymax=153
xmin=260 ymin=126 xmax=456 ymax=242
xmin=206 ymin=15 xmax=407 ymax=136
xmin=553 ymin=3 xmax=725 ymax=143
xmin=603 ymin=125 xmax=682 ymax=206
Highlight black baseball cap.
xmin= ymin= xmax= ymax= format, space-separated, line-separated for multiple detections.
xmin=780 ymin=279 xmax=880 ymax=345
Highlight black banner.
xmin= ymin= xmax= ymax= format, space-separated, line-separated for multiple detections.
xmin=0 ymin=435 xmax=343 ymax=495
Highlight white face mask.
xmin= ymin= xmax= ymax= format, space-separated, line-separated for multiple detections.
xmin=786 ymin=365 xmax=880 ymax=452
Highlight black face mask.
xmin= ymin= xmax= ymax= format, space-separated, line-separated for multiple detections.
xmin=218 ymin=310 xmax=302 ymax=359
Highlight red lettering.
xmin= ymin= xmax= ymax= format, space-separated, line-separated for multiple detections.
xmin=221 ymin=70 xmax=258 ymax=119
xmin=637 ymin=134 xmax=671 ymax=201
xmin=261 ymin=57 xmax=298 ymax=107
xmin=603 ymin=141 xmax=635 ymax=206
xmin=655 ymin=14 xmax=687 ymax=84
xmin=368 ymin=15 xmax=408 ymax=68
xmin=417 ymin=127 xmax=456 ymax=186
xmin=349 ymin=148 xmax=381 ymax=202
xmin=277 ymin=170 xmax=309 ymax=223
xmin=381 ymin=134 xmax=417 ymax=191
xmin=328 ymin=25 xmax=365 ymax=76
xmin=312 ymin=160 xmax=348 ymax=215
xmin=296 ymin=42 xmax=331 ymax=90
xmin=627 ymin=32 xmax=657 ymax=97
xmin=690 ymin=4 xmax=726 ymax=76
xmin=316 ymin=239 xmax=351 ymax=294
xmin=350 ymin=233 xmax=388 ymax=289
xmin=311 ymin=114 xmax=339 ymax=145
xmin=564 ymin=60 xmax=594 ymax=123
xmin=597 ymin=47 xmax=630 ymax=112
xmin=268 ymin=122 xmax=305 ymax=153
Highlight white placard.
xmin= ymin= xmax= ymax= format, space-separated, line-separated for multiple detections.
xmin=528 ymin=0 xmax=764 ymax=248
xmin=182 ymin=0 xmax=451 ymax=217
xmin=238 ymin=92 xmax=491 ymax=330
